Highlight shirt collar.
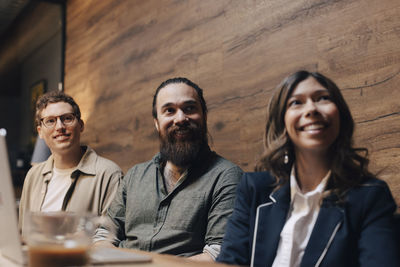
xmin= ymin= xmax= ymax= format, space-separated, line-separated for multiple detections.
xmin=290 ymin=165 xmax=331 ymax=201
xmin=73 ymin=146 xmax=97 ymax=176
xmin=41 ymin=146 xmax=97 ymax=178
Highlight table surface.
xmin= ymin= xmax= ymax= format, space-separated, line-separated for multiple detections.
xmin=0 ymin=248 xmax=237 ymax=267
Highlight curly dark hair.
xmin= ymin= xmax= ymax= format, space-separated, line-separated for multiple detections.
xmin=35 ymin=90 xmax=82 ymax=127
xmin=256 ymin=70 xmax=374 ymax=197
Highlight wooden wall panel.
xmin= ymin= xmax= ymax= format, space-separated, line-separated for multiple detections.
xmin=65 ymin=0 xmax=400 ymax=205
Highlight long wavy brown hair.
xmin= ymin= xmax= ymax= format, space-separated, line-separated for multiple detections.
xmin=256 ymin=70 xmax=374 ymax=197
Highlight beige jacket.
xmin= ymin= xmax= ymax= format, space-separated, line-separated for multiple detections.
xmin=19 ymin=146 xmax=122 ymax=234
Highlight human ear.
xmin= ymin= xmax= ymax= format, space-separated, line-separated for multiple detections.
xmin=154 ymin=118 xmax=160 ymax=132
xmin=37 ymin=126 xmax=43 ymax=138
xmin=79 ymin=119 xmax=85 ymax=132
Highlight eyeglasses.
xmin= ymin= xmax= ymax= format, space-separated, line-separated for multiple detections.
xmin=40 ymin=113 xmax=77 ymax=128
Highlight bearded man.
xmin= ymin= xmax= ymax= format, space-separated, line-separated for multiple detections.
xmin=94 ymin=77 xmax=242 ymax=261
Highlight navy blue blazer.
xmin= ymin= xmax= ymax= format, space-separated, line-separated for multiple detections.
xmin=217 ymin=172 xmax=400 ymax=267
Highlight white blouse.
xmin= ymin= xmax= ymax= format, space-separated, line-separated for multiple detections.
xmin=272 ymin=167 xmax=330 ymax=267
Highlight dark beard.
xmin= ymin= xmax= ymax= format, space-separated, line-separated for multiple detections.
xmin=159 ymin=122 xmax=207 ymax=167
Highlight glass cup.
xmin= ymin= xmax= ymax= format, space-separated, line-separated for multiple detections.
xmin=25 ymin=212 xmax=97 ymax=267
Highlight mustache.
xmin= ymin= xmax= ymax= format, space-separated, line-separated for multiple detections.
xmin=167 ymin=123 xmax=199 ymax=136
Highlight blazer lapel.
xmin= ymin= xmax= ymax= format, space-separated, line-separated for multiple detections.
xmin=251 ymin=183 xmax=291 ymax=267
xmin=301 ymin=198 xmax=344 ymax=267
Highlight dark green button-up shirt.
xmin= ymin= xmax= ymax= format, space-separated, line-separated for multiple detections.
xmin=106 ymin=147 xmax=242 ymax=256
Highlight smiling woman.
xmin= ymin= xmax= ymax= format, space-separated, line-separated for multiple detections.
xmin=217 ymin=70 xmax=400 ymax=267
xmin=256 ymin=71 xmax=362 ymax=195
xmin=284 ymin=77 xmax=340 ymax=170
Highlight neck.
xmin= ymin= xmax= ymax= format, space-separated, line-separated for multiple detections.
xmin=163 ymin=161 xmax=188 ymax=193
xmin=294 ymin=150 xmax=330 ymax=193
xmin=52 ymin=146 xmax=83 ymax=169
xmin=164 ymin=161 xmax=188 ymax=182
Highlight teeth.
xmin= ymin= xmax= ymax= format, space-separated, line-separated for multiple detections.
xmin=175 ymin=129 xmax=189 ymax=134
xmin=303 ymin=123 xmax=324 ymax=131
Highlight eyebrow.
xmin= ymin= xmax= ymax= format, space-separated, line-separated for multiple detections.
xmin=41 ymin=112 xmax=75 ymax=119
xmin=160 ymin=100 xmax=198 ymax=110
xmin=289 ymin=89 xmax=329 ymax=98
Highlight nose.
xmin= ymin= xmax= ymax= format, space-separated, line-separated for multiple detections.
xmin=54 ymin=117 xmax=66 ymax=130
xmin=174 ymin=109 xmax=188 ymax=125
xmin=304 ymin=100 xmax=318 ymax=117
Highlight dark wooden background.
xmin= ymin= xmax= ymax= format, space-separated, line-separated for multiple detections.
xmin=64 ymin=0 xmax=400 ymax=205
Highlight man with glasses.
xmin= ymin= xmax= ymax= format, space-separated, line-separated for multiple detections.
xmin=19 ymin=90 xmax=122 ymax=236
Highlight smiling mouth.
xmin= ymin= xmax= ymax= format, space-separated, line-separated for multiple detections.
xmin=54 ymin=134 xmax=70 ymax=139
xmin=174 ymin=129 xmax=191 ymax=137
xmin=299 ymin=123 xmax=327 ymax=131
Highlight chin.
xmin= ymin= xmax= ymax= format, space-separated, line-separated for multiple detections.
xmin=294 ymin=142 xmax=328 ymax=151
xmin=55 ymin=142 xmax=75 ymax=150
xmin=306 ymin=145 xmax=332 ymax=154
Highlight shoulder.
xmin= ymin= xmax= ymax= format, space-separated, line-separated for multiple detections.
xmin=27 ymin=160 xmax=47 ymax=174
xmin=86 ymin=147 xmax=122 ymax=174
xmin=213 ymin=153 xmax=240 ymax=169
xmin=81 ymin=148 xmax=122 ymax=187
xmin=236 ymin=171 xmax=277 ymax=199
xmin=344 ymin=177 xmax=396 ymax=215
xmin=196 ymin=153 xmax=243 ymax=187
xmin=209 ymin=153 xmax=243 ymax=174
xmin=348 ymin=177 xmax=393 ymax=197
xmin=24 ymin=160 xmax=48 ymax=183
xmin=124 ymin=156 xmax=157 ymax=181
xmin=21 ymin=161 xmax=50 ymax=198
xmin=94 ymin=154 xmax=122 ymax=173
xmin=241 ymin=171 xmax=277 ymax=187
xmin=360 ymin=176 xmax=389 ymax=187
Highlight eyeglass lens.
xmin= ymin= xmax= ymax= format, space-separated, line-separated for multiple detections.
xmin=42 ymin=113 xmax=75 ymax=127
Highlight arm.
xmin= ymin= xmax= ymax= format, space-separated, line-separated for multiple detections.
xmin=217 ymin=173 xmax=252 ymax=265
xmin=18 ymin=175 xmax=29 ymax=232
xmin=203 ymin=166 xmax=243 ymax=260
xmin=188 ymin=252 xmax=214 ymax=262
xmin=358 ymin=181 xmax=400 ymax=266
xmin=93 ymin=170 xmax=128 ymax=247
xmin=188 ymin=244 xmax=221 ymax=262
xmin=18 ymin=167 xmax=37 ymax=237
xmin=99 ymin=168 xmax=123 ymax=215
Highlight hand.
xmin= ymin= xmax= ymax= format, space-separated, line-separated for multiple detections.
xmin=91 ymin=240 xmax=115 ymax=249
xmin=188 ymin=252 xmax=214 ymax=262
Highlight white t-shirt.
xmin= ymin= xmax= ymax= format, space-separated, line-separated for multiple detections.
xmin=272 ymin=167 xmax=330 ymax=267
xmin=41 ymin=166 xmax=75 ymax=212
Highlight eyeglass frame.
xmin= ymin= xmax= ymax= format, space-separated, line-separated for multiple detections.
xmin=39 ymin=113 xmax=78 ymax=128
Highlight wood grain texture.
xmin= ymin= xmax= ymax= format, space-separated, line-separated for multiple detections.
xmin=64 ymin=0 xmax=400 ymax=205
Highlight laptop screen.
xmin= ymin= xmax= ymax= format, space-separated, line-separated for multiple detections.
xmin=0 ymin=129 xmax=27 ymax=264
